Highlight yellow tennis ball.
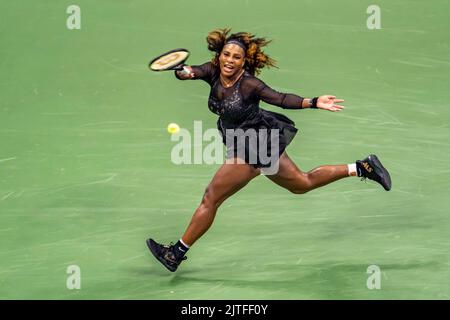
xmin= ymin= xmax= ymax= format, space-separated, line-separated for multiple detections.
xmin=167 ymin=123 xmax=180 ymax=134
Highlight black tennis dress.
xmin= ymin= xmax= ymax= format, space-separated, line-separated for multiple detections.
xmin=175 ymin=61 xmax=305 ymax=169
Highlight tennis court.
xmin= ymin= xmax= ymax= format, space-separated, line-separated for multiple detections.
xmin=0 ymin=0 xmax=449 ymax=299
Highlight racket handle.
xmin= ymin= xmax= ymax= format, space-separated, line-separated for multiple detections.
xmin=178 ymin=65 xmax=192 ymax=76
xmin=172 ymin=63 xmax=186 ymax=71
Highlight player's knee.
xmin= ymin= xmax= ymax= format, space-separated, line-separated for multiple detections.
xmin=289 ymin=174 xmax=312 ymax=194
xmin=201 ymin=186 xmax=220 ymax=209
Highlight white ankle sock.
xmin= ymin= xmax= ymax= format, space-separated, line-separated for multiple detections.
xmin=347 ymin=163 xmax=357 ymax=176
xmin=180 ymin=238 xmax=190 ymax=248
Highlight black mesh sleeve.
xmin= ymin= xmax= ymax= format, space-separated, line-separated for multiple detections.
xmin=174 ymin=61 xmax=216 ymax=85
xmin=246 ymin=77 xmax=304 ymax=109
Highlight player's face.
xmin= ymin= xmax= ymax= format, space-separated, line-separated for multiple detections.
xmin=219 ymin=44 xmax=245 ymax=78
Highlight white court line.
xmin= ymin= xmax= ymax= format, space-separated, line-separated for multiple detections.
xmin=120 ymin=254 xmax=145 ymax=263
xmin=42 ymin=173 xmax=118 ymax=195
xmin=391 ymin=59 xmax=433 ymax=68
xmin=41 ymin=113 xmax=77 ymax=116
xmin=79 ymin=121 xmax=129 ymax=127
xmin=0 ymin=157 xmax=16 ymax=163
xmin=358 ymin=215 xmax=397 ymax=218
xmin=100 ymin=58 xmax=143 ymax=74
xmin=1 ymin=192 xmax=14 ymax=201
xmin=84 ymin=173 xmax=117 ymax=185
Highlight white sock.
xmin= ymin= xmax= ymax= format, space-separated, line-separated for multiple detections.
xmin=179 ymin=238 xmax=190 ymax=249
xmin=347 ymin=163 xmax=357 ymax=177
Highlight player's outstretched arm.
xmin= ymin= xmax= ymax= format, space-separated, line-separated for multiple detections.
xmin=250 ymin=77 xmax=345 ymax=112
xmin=315 ymin=95 xmax=345 ymax=112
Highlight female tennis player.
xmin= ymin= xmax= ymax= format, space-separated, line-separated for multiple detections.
xmin=147 ymin=28 xmax=391 ymax=272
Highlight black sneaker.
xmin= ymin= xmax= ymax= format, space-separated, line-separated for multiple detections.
xmin=356 ymin=154 xmax=392 ymax=191
xmin=146 ymin=239 xmax=187 ymax=272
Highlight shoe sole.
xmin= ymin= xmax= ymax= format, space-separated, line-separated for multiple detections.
xmin=146 ymin=239 xmax=177 ymax=272
xmin=368 ymin=154 xmax=392 ymax=191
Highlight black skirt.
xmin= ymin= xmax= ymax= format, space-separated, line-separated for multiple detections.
xmin=217 ymin=109 xmax=298 ymax=169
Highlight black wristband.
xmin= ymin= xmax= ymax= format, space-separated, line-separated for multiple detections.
xmin=311 ymin=97 xmax=319 ymax=109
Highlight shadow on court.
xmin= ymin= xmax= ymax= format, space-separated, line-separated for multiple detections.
xmin=126 ymin=259 xmax=441 ymax=298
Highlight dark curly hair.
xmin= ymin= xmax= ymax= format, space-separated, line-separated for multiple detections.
xmin=206 ymin=28 xmax=277 ymax=76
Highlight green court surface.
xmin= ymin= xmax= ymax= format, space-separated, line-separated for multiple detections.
xmin=1 ymin=0 xmax=449 ymax=299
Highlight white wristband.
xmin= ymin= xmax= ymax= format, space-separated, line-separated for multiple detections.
xmin=179 ymin=66 xmax=191 ymax=76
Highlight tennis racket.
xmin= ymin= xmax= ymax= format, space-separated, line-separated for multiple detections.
xmin=149 ymin=48 xmax=190 ymax=72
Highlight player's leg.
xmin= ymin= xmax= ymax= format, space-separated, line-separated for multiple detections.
xmin=181 ymin=159 xmax=260 ymax=246
xmin=147 ymin=159 xmax=260 ymax=271
xmin=266 ymin=152 xmax=391 ymax=194
xmin=265 ymin=152 xmax=349 ymax=194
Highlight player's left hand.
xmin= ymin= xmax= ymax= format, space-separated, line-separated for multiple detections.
xmin=317 ymin=95 xmax=345 ymax=112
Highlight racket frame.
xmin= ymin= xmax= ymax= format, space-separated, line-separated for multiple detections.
xmin=149 ymin=48 xmax=190 ymax=71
